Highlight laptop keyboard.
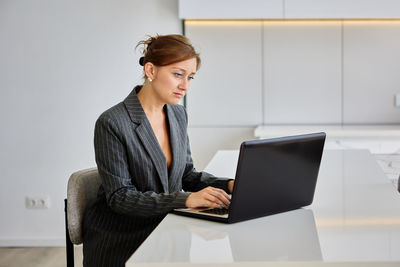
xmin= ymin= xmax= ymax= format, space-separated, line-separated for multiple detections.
xmin=201 ymin=208 xmax=229 ymax=215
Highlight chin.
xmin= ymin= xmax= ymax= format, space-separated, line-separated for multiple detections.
xmin=170 ymin=100 xmax=182 ymax=105
xmin=168 ymin=98 xmax=183 ymax=105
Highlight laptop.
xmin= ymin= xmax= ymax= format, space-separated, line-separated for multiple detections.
xmin=173 ymin=132 xmax=326 ymax=224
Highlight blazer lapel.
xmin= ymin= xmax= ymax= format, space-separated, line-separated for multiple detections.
xmin=123 ymin=87 xmax=169 ymax=193
xmin=165 ymin=104 xmax=186 ymax=190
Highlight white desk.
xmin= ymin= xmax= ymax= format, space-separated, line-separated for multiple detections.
xmin=126 ymin=150 xmax=400 ymax=266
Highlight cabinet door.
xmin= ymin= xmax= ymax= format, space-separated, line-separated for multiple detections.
xmin=179 ymin=0 xmax=283 ymax=19
xmin=263 ymin=21 xmax=342 ymax=124
xmin=343 ymin=21 xmax=400 ymax=124
xmin=185 ymin=21 xmax=263 ymax=126
xmin=285 ymin=0 xmax=400 ymax=19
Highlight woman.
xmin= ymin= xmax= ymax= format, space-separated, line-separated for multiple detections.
xmin=83 ymin=34 xmax=234 ymax=267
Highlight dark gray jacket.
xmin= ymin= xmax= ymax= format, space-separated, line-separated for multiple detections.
xmin=83 ymin=86 xmax=229 ymax=267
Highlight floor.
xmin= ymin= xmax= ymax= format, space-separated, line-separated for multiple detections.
xmin=0 ymin=246 xmax=83 ymax=267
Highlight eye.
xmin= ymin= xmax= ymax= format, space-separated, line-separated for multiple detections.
xmin=188 ymin=76 xmax=195 ymax=80
xmin=174 ymin=72 xmax=183 ymax=78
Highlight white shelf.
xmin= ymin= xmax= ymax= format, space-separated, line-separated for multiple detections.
xmin=179 ymin=0 xmax=400 ymax=19
xmin=255 ymin=125 xmax=400 ymax=154
xmin=255 ymin=125 xmax=400 ymax=139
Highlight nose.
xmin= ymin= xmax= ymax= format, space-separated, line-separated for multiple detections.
xmin=179 ymin=78 xmax=189 ymax=91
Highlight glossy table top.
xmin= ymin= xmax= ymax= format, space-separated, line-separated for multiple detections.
xmin=127 ymin=150 xmax=400 ymax=265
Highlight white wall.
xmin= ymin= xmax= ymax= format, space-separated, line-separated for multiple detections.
xmin=0 ymin=0 xmax=181 ymax=246
xmin=3 ymin=0 xmax=400 ymax=247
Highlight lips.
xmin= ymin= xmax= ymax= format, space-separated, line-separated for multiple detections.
xmin=174 ymin=92 xmax=184 ymax=98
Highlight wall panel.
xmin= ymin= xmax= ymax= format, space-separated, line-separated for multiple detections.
xmin=185 ymin=21 xmax=263 ymax=126
xmin=263 ymin=21 xmax=342 ymax=124
xmin=343 ymin=21 xmax=400 ymax=124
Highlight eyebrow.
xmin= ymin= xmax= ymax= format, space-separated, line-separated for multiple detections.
xmin=172 ymin=67 xmax=196 ymax=75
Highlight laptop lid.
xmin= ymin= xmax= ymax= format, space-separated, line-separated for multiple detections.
xmin=173 ymin=132 xmax=326 ymax=224
xmin=228 ymin=132 xmax=325 ymax=223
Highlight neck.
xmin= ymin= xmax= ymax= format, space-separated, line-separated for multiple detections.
xmin=137 ymin=83 xmax=165 ymax=117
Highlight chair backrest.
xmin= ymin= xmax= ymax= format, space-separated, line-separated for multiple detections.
xmin=67 ymin=168 xmax=101 ymax=244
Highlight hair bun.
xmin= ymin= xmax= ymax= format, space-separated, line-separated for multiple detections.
xmin=136 ymin=34 xmax=201 ymax=71
xmin=139 ymin=56 xmax=145 ymax=66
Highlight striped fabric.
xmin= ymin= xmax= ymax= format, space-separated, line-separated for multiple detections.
xmin=82 ymin=86 xmax=230 ymax=267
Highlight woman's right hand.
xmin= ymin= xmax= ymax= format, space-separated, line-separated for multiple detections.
xmin=185 ymin=186 xmax=230 ymax=209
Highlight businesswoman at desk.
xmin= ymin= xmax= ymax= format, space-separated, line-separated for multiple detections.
xmin=82 ymin=34 xmax=234 ymax=267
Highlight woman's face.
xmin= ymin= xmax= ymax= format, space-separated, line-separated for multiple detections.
xmin=149 ymin=57 xmax=197 ymax=105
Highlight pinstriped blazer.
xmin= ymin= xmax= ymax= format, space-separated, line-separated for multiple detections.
xmin=94 ymin=86 xmax=230 ymax=216
xmin=82 ymin=86 xmax=230 ymax=266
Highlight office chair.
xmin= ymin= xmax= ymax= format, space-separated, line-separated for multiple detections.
xmin=65 ymin=168 xmax=101 ymax=267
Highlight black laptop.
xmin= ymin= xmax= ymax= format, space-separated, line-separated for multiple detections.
xmin=173 ymin=132 xmax=326 ymax=224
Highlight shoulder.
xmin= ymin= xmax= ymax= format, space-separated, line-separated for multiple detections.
xmin=95 ymin=102 xmax=129 ymax=131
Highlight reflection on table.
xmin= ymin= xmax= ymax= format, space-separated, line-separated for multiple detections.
xmin=130 ymin=209 xmax=321 ymax=263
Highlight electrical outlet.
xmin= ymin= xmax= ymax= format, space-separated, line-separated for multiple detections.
xmin=25 ymin=196 xmax=51 ymax=209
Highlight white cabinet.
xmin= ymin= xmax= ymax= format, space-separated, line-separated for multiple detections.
xmin=343 ymin=21 xmax=400 ymax=124
xmin=185 ymin=20 xmax=400 ymax=126
xmin=179 ymin=0 xmax=400 ymax=19
xmin=285 ymin=0 xmax=400 ymax=19
xmin=179 ymin=0 xmax=283 ymax=19
xmin=185 ymin=21 xmax=263 ymax=126
xmin=263 ymin=21 xmax=342 ymax=124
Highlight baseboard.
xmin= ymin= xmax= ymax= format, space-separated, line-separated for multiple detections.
xmin=0 ymin=238 xmax=65 ymax=247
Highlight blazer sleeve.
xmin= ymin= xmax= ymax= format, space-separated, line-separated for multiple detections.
xmin=94 ymin=114 xmax=190 ymax=218
xmin=180 ymin=108 xmax=232 ymax=193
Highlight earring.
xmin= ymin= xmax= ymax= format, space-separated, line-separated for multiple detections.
xmin=148 ymin=77 xmax=153 ymax=82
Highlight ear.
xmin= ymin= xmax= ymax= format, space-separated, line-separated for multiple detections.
xmin=144 ymin=62 xmax=157 ymax=80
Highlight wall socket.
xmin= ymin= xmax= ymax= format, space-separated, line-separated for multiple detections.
xmin=25 ymin=196 xmax=51 ymax=209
